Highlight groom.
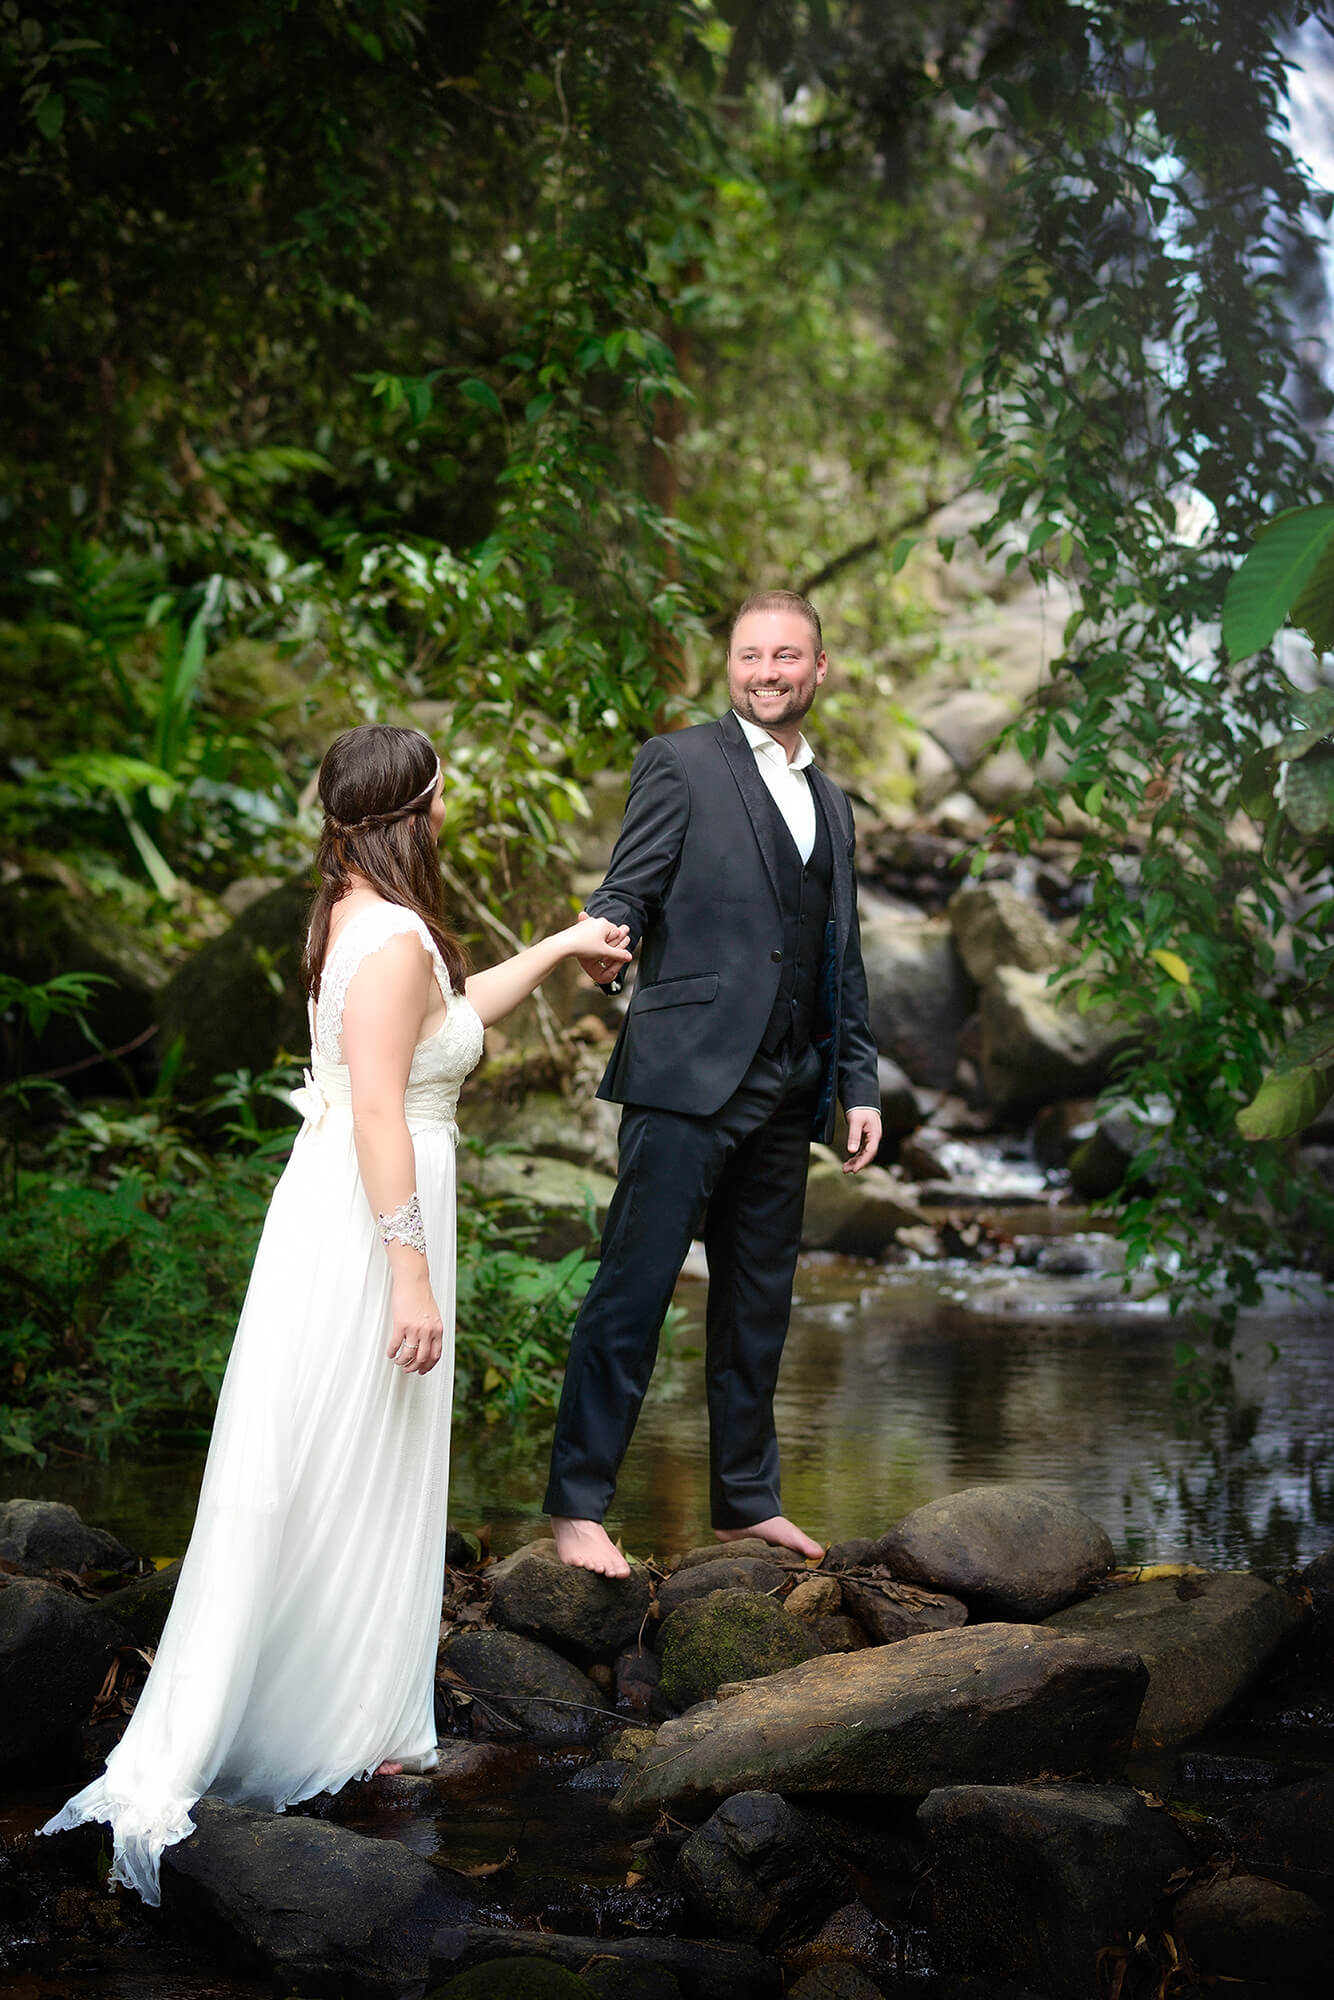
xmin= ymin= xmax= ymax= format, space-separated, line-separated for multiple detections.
xmin=546 ymin=589 xmax=882 ymax=1576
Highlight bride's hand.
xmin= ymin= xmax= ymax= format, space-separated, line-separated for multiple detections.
xmin=388 ymin=1273 xmax=444 ymax=1376
xmin=568 ymin=915 xmax=631 ymax=984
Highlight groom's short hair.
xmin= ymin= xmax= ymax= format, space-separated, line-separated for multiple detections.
xmin=729 ymin=589 xmax=823 ymax=655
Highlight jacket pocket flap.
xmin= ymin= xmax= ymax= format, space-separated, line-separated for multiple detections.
xmin=632 ymin=973 xmax=720 ymax=1013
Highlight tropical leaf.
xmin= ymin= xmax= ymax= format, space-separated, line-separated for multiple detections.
xmin=1290 ymin=531 xmax=1334 ymax=655
xmin=1236 ymin=1063 xmax=1334 ymax=1141
xmin=1222 ymin=505 xmax=1334 ymax=661
xmin=1272 ymin=1012 xmax=1334 ymax=1076
xmin=1283 ymin=745 xmax=1334 ymax=835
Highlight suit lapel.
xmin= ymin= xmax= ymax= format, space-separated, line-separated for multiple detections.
xmin=807 ymin=765 xmax=851 ymax=960
xmin=716 ymin=712 xmax=785 ymax=914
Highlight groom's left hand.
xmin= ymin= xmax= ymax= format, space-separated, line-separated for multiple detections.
xmin=843 ymin=1108 xmax=883 ymax=1174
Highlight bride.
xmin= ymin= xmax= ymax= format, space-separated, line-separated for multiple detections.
xmin=42 ymin=723 xmax=630 ymax=1903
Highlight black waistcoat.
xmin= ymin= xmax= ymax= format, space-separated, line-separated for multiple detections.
xmin=757 ymin=778 xmax=834 ymax=1057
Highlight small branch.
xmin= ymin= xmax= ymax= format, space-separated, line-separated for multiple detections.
xmin=796 ymin=480 xmax=973 ymax=599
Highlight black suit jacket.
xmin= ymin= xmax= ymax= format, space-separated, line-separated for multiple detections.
xmin=586 ymin=711 xmax=880 ymax=1140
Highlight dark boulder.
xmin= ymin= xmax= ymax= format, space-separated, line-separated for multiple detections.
xmin=1173 ymin=1873 xmax=1333 ymax=1985
xmin=428 ymin=1961 xmax=598 ymax=1999
xmin=918 ymin=1782 xmax=1193 ymax=2000
xmin=428 ymin=1926 xmax=782 ymax=2000
xmin=156 ymin=874 xmax=313 ymax=1098
xmin=675 ymin=1791 xmax=850 ymax=1950
xmin=488 ymin=1538 xmax=653 ymax=1666
xmin=98 ymin=1560 xmax=182 ymax=1648
xmin=657 ymin=1559 xmax=790 ymax=1618
xmin=441 ymin=1629 xmax=610 ymax=1744
xmin=1297 ymin=1541 xmax=1334 ymax=1664
xmin=839 ymin=1574 xmax=968 ymax=1646
xmin=0 ymin=1577 xmax=124 ymax=1778
xmin=1222 ymin=1769 xmax=1334 ymax=1896
xmin=866 ymin=1483 xmax=1114 ymax=1620
xmin=163 ymin=1798 xmax=473 ymax=1996
xmin=657 ymin=1590 xmax=821 ymax=1712
xmin=0 ymin=1498 xmax=138 ymax=1575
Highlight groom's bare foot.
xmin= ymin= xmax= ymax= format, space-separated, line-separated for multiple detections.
xmin=716 ymin=1515 xmax=824 ymax=1561
xmin=551 ymin=1516 xmax=632 ymax=1578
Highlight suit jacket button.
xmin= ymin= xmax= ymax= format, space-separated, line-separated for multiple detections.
xmin=770 ymin=949 xmax=782 ymax=962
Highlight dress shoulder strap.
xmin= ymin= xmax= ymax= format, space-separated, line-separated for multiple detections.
xmin=314 ymin=903 xmax=450 ymax=1062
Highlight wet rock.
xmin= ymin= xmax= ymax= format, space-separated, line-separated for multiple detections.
xmin=1045 ymin=1571 xmax=1306 ymax=1748
xmin=876 ymin=1056 xmax=922 ymax=1141
xmin=815 ymin=1615 xmax=871 ymax=1653
xmin=614 ymin=1641 xmax=660 ymax=1717
xmin=0 ymin=1577 xmax=124 ymax=1777
xmin=98 ymin=1559 xmax=182 ymax=1647
xmin=584 ymin=1960 xmax=683 ymax=2000
xmin=839 ymin=1574 xmax=968 ymax=1646
xmin=465 ymin=1087 xmax=621 ymax=1177
xmin=822 ymin=1539 xmax=877 ymax=1572
xmin=1173 ymin=1873 xmax=1332 ymax=1984
xmin=783 ymin=1575 xmax=843 ymax=1621
xmin=898 ymin=1130 xmax=952 ymax=1182
xmin=1223 ymin=1769 xmax=1334 ymax=1894
xmin=429 ymin=1960 xmax=598 ymax=1998
xmin=608 ymin=1725 xmax=658 ymax=1764
xmin=676 ymin=1791 xmax=850 ymax=1950
xmin=657 ymin=1590 xmax=821 ymax=1711
xmin=780 ymin=1899 xmax=892 ymax=1987
xmin=787 ymin=1966 xmax=886 ymax=2000
xmin=464 ymin=1153 xmax=618 ymax=1260
xmin=919 ymin=689 xmax=1019 ymax=775
xmin=613 ymin=1624 xmax=1147 ymax=1818
xmin=658 ymin=1559 xmax=789 ymax=1618
xmin=801 ymin=1149 xmax=921 ymax=1256
xmin=918 ymin=1782 xmax=1193 ymax=2000
xmin=980 ymin=965 xmax=1129 ymax=1118
xmin=0 ymin=1498 xmax=137 ymax=1575
xmin=1030 ymin=1098 xmax=1096 ymax=1172
xmin=488 ymin=1538 xmax=652 ymax=1665
xmin=673 ymin=1542 xmax=807 ymax=1572
xmin=1297 ymin=1541 xmax=1334 ymax=1664
xmin=157 ymin=874 xmax=312 ymax=1097
xmin=865 ymin=1483 xmax=1114 ymax=1620
xmin=164 ymin=1798 xmax=473 ymax=1995
xmin=441 ymin=1629 xmax=610 ymax=1744
xmin=947 ymin=882 xmax=1070 ymax=987
xmin=428 ymin=1926 xmax=782 ymax=2000
xmin=859 ymin=910 xmax=975 ymax=1092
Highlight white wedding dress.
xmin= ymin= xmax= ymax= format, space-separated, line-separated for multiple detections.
xmin=43 ymin=903 xmax=484 ymax=1903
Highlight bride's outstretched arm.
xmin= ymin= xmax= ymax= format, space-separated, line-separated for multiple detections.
xmin=463 ymin=915 xmax=630 ymax=1029
xmin=341 ymin=932 xmax=444 ymax=1377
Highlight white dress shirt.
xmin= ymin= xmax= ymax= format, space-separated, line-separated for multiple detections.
xmin=733 ymin=712 xmax=816 ymax=862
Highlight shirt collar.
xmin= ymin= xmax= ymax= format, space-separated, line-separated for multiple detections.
xmin=732 ymin=711 xmax=815 ymax=771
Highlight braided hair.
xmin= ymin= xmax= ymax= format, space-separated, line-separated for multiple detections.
xmin=302 ymin=724 xmax=468 ymax=1001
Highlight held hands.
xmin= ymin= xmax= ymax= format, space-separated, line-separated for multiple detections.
xmin=569 ymin=914 xmax=632 ymax=986
xmin=387 ymin=1271 xmax=445 ymax=1376
xmin=843 ymin=1107 xmax=883 ymax=1174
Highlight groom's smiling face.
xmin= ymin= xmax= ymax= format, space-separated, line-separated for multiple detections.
xmin=727 ymin=608 xmax=828 ymax=742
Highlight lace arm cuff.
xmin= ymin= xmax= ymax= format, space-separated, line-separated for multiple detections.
xmin=378 ymin=1193 xmax=427 ymax=1256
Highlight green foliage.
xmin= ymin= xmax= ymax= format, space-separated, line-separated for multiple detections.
xmin=963 ymin=0 xmax=1334 ymax=1334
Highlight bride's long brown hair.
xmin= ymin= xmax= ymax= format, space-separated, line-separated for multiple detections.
xmin=302 ymin=725 xmax=468 ymax=1001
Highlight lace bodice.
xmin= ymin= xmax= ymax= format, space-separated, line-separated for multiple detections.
xmin=297 ymin=903 xmax=484 ymax=1133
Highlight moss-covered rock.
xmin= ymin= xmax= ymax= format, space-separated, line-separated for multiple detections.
xmin=657 ymin=1588 xmax=821 ymax=1712
xmin=427 ymin=1960 xmax=597 ymax=2000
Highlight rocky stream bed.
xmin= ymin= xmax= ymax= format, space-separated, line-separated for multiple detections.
xmin=4 ymin=1482 xmax=1334 ymax=1999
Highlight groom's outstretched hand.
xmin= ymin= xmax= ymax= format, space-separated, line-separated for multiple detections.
xmin=843 ymin=1107 xmax=883 ymax=1174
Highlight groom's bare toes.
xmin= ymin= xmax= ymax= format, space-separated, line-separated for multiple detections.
xmin=717 ymin=1515 xmax=824 ymax=1561
xmin=551 ymin=1517 xmax=632 ymax=1578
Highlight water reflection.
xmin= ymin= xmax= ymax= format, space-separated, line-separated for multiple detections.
xmin=20 ymin=1255 xmax=1334 ymax=1573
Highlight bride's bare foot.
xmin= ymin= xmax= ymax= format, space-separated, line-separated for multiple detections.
xmin=374 ymin=1760 xmax=404 ymax=1776
xmin=716 ymin=1515 xmax=824 ymax=1561
xmin=551 ymin=1516 xmax=632 ymax=1578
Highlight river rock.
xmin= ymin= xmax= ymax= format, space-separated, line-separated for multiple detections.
xmin=1297 ymin=1540 xmax=1334 ymax=1664
xmin=1222 ymin=1769 xmax=1334 ymax=1894
xmin=657 ymin=1590 xmax=821 ymax=1711
xmin=865 ymin=1484 xmax=1114 ymax=1620
xmin=1045 ymin=1571 xmax=1306 ymax=1748
xmin=676 ymin=1791 xmax=850 ymax=1950
xmin=918 ymin=1782 xmax=1193 ymax=2000
xmin=946 ymin=882 xmax=1070 ymax=987
xmin=429 ymin=1963 xmax=598 ymax=1999
xmin=1173 ymin=1873 xmax=1332 ymax=1984
xmin=488 ymin=1539 xmax=652 ymax=1664
xmin=583 ymin=1959 xmax=683 ymax=2000
xmin=839 ymin=1574 xmax=968 ymax=1646
xmin=163 ymin=1798 xmax=472 ymax=1994
xmin=783 ymin=1574 xmax=843 ymax=1621
xmin=858 ymin=909 xmax=976 ymax=1091
xmin=97 ymin=1559 xmax=182 ymax=1647
xmin=0 ymin=1497 xmax=138 ymax=1575
xmin=980 ymin=965 xmax=1128 ymax=1118
xmin=815 ymin=1615 xmax=871 ymax=1652
xmin=463 ymin=1151 xmax=618 ymax=1259
xmin=157 ymin=874 xmax=313 ymax=1098
xmin=822 ymin=1539 xmax=877 ymax=1572
xmin=918 ymin=689 xmax=1019 ymax=775
xmin=464 ymin=1088 xmax=621 ymax=1177
xmin=0 ymin=1577 xmax=124 ymax=1777
xmin=427 ymin=1926 xmax=781 ymax=2000
xmin=672 ymin=1542 xmax=808 ymax=1571
xmin=876 ymin=1056 xmax=922 ymax=1141
xmin=613 ymin=1624 xmax=1147 ymax=1818
xmin=801 ymin=1148 xmax=921 ymax=1255
xmin=658 ymin=1559 xmax=790 ymax=1618
xmin=787 ymin=1969 xmax=886 ymax=2000
xmin=441 ymin=1629 xmax=610 ymax=1744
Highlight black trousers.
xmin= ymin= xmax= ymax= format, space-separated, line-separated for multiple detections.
xmin=542 ymin=1040 xmax=821 ymax=1528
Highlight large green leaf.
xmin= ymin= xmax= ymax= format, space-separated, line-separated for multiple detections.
xmin=1290 ymin=533 xmax=1334 ymax=655
xmin=1237 ymin=1062 xmax=1334 ymax=1140
xmin=1223 ymin=505 xmax=1334 ymax=661
xmin=1283 ymin=744 xmax=1334 ymax=835
xmin=1273 ymin=1012 xmax=1334 ymax=1076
